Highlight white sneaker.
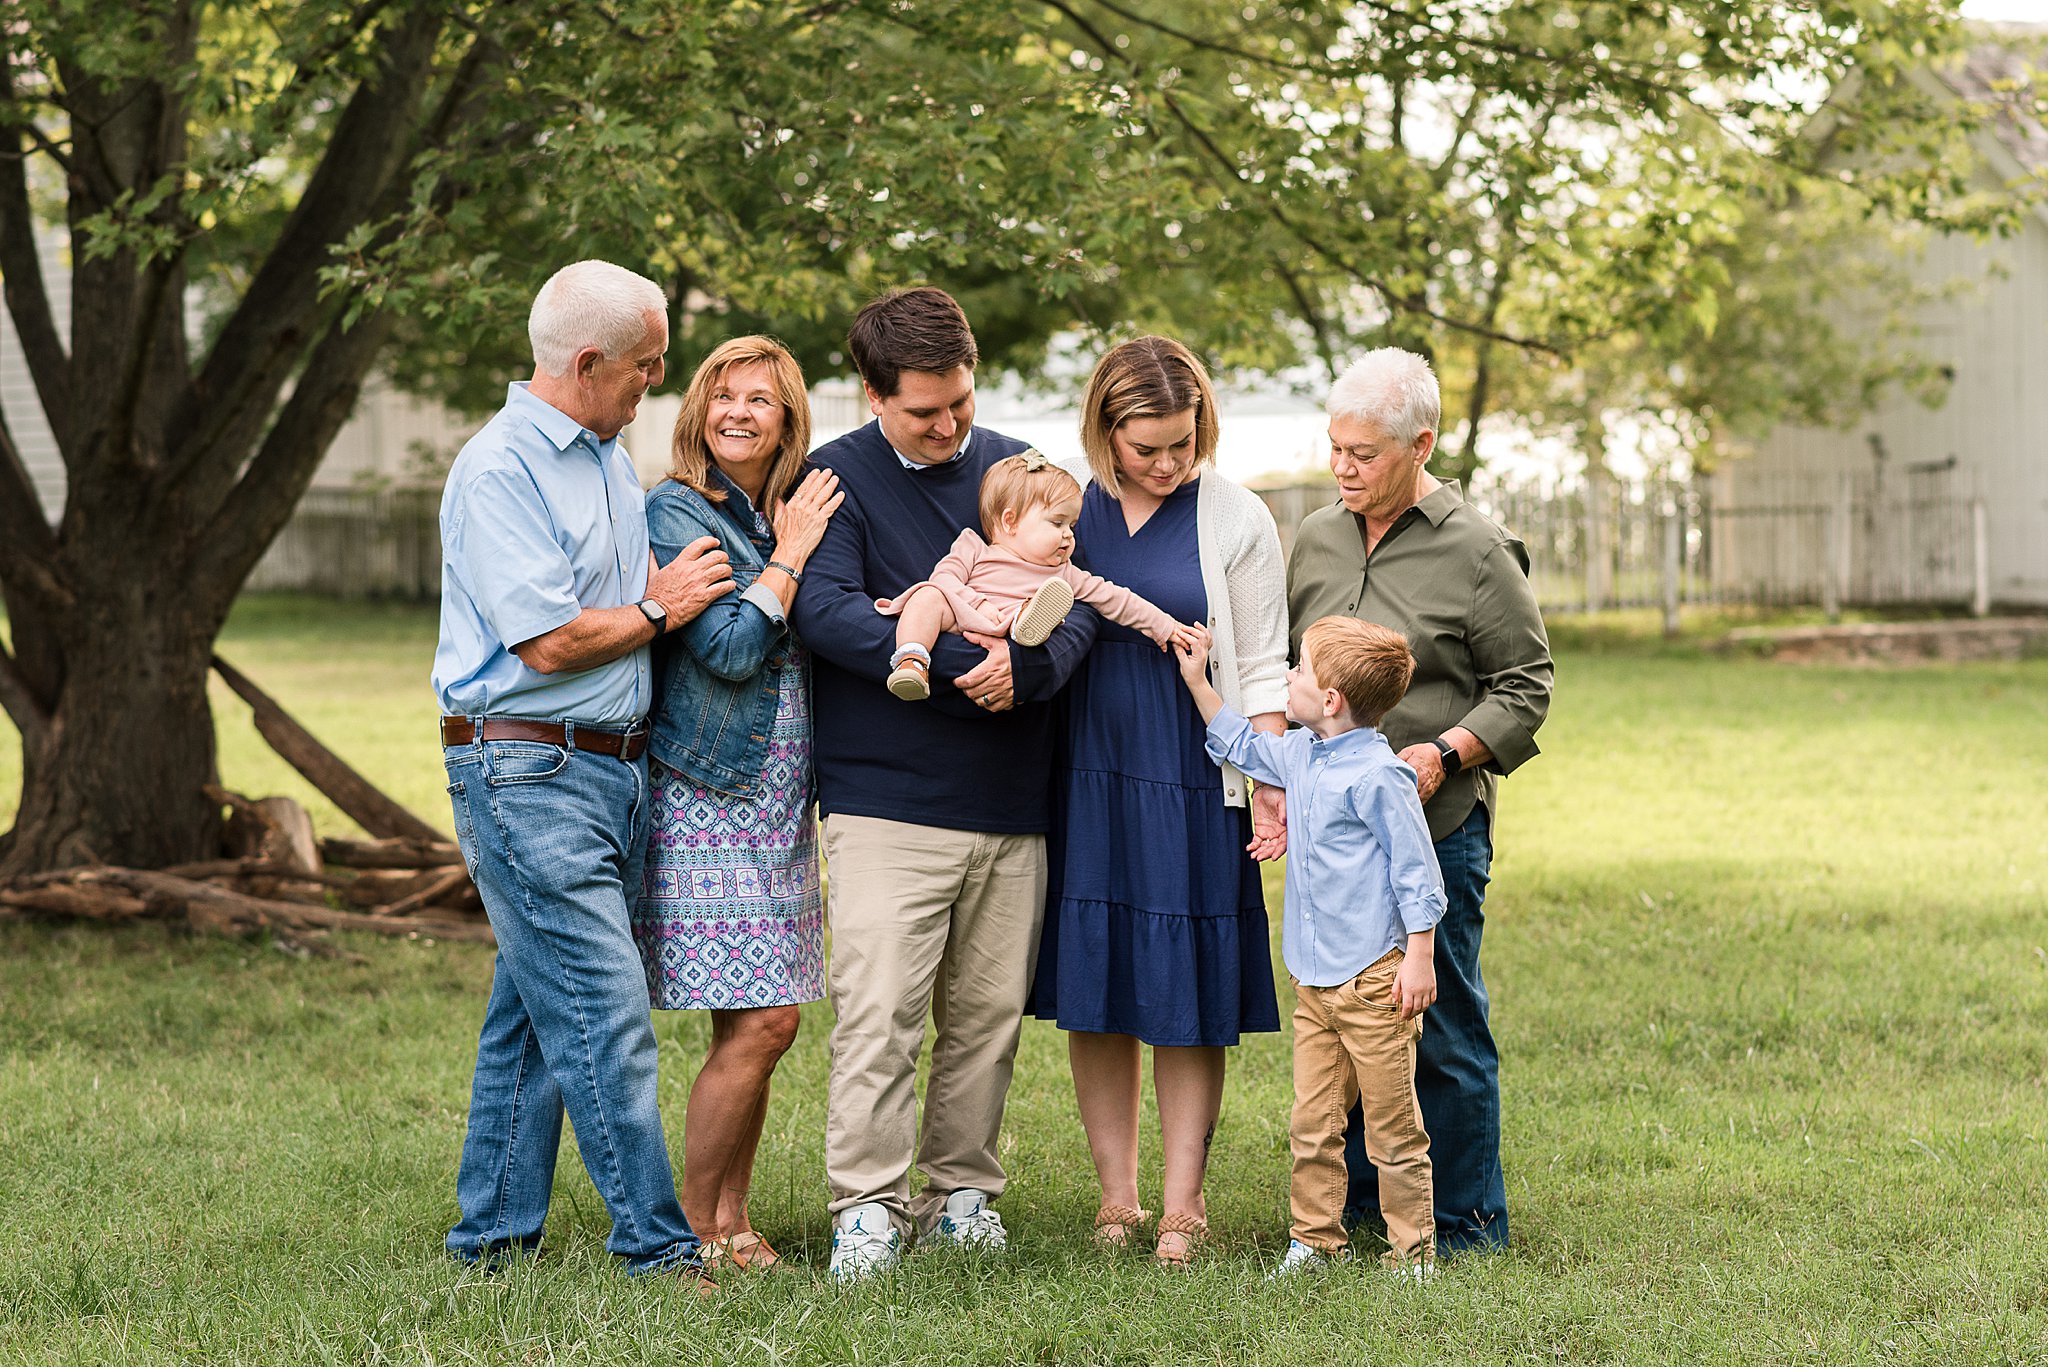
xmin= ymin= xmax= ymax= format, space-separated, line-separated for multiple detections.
xmin=927 ymin=1188 xmax=1008 ymax=1250
xmin=828 ymin=1202 xmax=901 ymax=1282
xmin=1387 ymin=1255 xmax=1440 ymax=1283
xmin=1266 ymin=1239 xmax=1349 ymax=1280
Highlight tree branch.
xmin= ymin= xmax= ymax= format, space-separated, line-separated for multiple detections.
xmin=169 ymin=3 xmax=446 ymax=492
xmin=1043 ymin=0 xmax=1571 ymax=357
xmin=0 ymin=75 xmax=73 ymax=457
xmin=0 ymin=408 xmax=68 ymax=613
xmin=193 ymin=307 xmax=396 ymax=612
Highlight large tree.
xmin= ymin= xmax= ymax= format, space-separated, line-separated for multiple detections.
xmin=0 ymin=0 xmax=2009 ymax=876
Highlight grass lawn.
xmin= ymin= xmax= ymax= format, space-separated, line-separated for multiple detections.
xmin=2 ymin=598 xmax=2045 ymax=1364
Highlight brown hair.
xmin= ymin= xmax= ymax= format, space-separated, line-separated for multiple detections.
xmin=668 ymin=336 xmax=812 ymax=508
xmin=847 ymin=286 xmax=979 ymax=399
xmin=978 ymin=451 xmax=1082 ymax=538
xmin=1079 ymin=335 xmax=1221 ymax=498
xmin=1301 ymin=617 xmax=1414 ymax=726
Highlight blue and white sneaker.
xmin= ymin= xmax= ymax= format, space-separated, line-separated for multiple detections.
xmin=828 ymin=1202 xmax=902 ymax=1282
xmin=1266 ymin=1239 xmax=1349 ymax=1280
xmin=927 ymin=1188 xmax=1008 ymax=1251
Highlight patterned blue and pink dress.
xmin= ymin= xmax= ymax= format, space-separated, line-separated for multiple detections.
xmin=631 ymin=477 xmax=824 ymax=1011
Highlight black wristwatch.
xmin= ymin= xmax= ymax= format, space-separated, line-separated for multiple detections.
xmin=636 ymin=598 xmax=667 ymax=635
xmin=1429 ymin=737 xmax=1462 ymax=777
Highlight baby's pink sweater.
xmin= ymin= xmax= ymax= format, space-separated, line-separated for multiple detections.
xmin=876 ymin=529 xmax=1180 ymax=644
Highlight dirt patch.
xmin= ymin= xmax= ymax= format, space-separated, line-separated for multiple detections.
xmin=1719 ymin=617 xmax=2048 ymax=665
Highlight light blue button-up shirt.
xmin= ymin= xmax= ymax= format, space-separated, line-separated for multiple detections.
xmin=1206 ymin=705 xmax=1446 ymax=988
xmin=432 ymin=383 xmax=652 ymax=725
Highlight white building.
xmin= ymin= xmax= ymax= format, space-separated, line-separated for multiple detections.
xmin=1716 ymin=32 xmax=2048 ymax=609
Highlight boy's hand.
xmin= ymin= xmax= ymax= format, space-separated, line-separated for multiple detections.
xmin=1392 ymin=948 xmax=1436 ymax=1021
xmin=1174 ymin=623 xmax=1213 ymax=686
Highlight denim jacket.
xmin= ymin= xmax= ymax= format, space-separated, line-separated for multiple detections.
xmin=645 ymin=471 xmax=799 ymax=799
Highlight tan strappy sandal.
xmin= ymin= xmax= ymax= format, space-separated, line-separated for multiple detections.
xmin=1092 ymin=1204 xmax=1152 ymax=1250
xmin=1153 ymin=1212 xmax=1210 ymax=1268
xmin=704 ymin=1230 xmax=786 ymax=1273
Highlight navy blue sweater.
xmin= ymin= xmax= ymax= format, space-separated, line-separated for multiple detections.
xmin=792 ymin=421 xmax=1098 ymax=833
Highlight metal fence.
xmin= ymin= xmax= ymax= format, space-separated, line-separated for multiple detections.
xmin=1254 ymin=465 xmax=1989 ymax=623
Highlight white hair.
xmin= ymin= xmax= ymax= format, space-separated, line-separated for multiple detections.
xmin=527 ymin=260 xmax=667 ymax=376
xmin=1327 ymin=347 xmax=1441 ymax=449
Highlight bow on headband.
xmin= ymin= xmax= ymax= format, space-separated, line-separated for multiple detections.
xmin=1018 ymin=448 xmax=1050 ymax=471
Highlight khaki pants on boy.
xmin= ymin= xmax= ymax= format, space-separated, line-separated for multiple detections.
xmin=1290 ymin=947 xmax=1435 ymax=1266
xmin=821 ymin=813 xmax=1046 ymax=1235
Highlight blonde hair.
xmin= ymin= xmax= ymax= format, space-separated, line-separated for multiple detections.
xmin=669 ymin=336 xmax=812 ymax=508
xmin=978 ymin=450 xmax=1082 ymax=537
xmin=1301 ymin=617 xmax=1414 ymax=726
xmin=1078 ymin=336 xmax=1220 ymax=498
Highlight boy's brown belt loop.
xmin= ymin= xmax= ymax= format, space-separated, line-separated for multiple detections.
xmin=439 ymin=716 xmax=648 ymax=761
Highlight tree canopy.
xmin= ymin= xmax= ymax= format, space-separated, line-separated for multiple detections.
xmin=0 ymin=0 xmax=2031 ymax=874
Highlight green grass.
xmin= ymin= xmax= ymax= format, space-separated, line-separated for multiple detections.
xmin=3 ymin=596 xmax=2047 ymax=1364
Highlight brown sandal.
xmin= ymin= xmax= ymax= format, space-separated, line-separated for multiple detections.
xmin=1153 ymin=1212 xmax=1210 ymax=1268
xmin=1092 ymin=1204 xmax=1152 ymax=1249
xmin=703 ymin=1230 xmax=786 ymax=1273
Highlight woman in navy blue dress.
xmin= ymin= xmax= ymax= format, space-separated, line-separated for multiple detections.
xmin=1028 ymin=337 xmax=1291 ymax=1263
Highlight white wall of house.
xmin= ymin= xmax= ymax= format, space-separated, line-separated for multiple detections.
xmin=1720 ymin=55 xmax=2048 ymax=609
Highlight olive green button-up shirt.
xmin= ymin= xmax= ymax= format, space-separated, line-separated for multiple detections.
xmin=1285 ymin=483 xmax=1553 ymax=842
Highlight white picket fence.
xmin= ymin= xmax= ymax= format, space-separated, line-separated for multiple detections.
xmin=247 ymin=466 xmax=1989 ymax=619
xmin=1253 ymin=465 xmax=1989 ymax=624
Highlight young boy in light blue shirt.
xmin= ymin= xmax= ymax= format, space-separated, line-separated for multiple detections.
xmin=1178 ymin=615 xmax=1445 ymax=1277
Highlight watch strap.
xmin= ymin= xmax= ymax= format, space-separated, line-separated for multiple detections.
xmin=1430 ymin=737 xmax=1461 ymax=777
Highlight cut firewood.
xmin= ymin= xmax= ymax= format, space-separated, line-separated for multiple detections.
xmin=211 ymin=655 xmax=446 ymax=845
xmin=339 ymin=868 xmax=443 ymax=907
xmin=319 ymin=836 xmax=464 ymax=870
xmin=161 ymin=858 xmax=352 ymax=888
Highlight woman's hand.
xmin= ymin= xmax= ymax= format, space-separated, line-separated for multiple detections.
xmin=770 ymin=468 xmax=844 ymax=569
xmin=1248 ymin=785 xmax=1287 ymax=861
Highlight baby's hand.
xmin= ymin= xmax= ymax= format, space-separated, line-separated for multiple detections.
xmin=1173 ymin=623 xmax=1213 ymax=686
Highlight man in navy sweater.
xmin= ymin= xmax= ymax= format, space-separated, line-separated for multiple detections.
xmin=792 ymin=287 xmax=1096 ymax=1279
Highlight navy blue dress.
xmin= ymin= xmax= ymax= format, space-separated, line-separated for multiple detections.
xmin=1028 ymin=477 xmax=1281 ymax=1047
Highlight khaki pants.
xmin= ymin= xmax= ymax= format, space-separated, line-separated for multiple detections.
xmin=821 ymin=813 xmax=1047 ymax=1234
xmin=1290 ymin=948 xmax=1435 ymax=1266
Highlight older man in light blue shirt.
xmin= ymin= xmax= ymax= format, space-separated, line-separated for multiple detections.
xmin=435 ymin=260 xmax=733 ymax=1282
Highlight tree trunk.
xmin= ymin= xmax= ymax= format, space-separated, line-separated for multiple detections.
xmin=0 ymin=599 xmax=222 ymax=877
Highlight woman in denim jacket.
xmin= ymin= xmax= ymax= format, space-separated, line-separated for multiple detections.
xmin=631 ymin=336 xmax=842 ymax=1273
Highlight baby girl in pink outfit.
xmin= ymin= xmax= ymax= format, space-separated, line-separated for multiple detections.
xmin=878 ymin=450 xmax=1199 ymax=699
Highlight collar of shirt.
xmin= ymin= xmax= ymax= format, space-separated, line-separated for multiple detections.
xmin=704 ymin=463 xmax=774 ymax=553
xmin=892 ymin=426 xmax=973 ymax=472
xmin=504 ymin=381 xmax=617 ymax=461
xmin=1307 ymin=723 xmax=1385 ymax=759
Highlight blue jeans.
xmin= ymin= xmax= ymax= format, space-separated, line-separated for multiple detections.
xmin=442 ymin=734 xmax=698 ymax=1274
xmin=1343 ymin=802 xmax=1505 ymax=1253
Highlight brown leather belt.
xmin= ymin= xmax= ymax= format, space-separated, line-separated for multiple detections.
xmin=440 ymin=716 xmax=648 ymax=761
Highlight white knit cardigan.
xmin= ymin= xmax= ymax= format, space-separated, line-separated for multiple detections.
xmin=1065 ymin=460 xmax=1291 ymax=808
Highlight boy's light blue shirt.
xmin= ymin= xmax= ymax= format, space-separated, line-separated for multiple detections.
xmin=1206 ymin=704 xmax=1446 ymax=988
xmin=432 ymin=383 xmax=652 ymax=725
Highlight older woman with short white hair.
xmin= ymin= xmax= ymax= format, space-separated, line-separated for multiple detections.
xmin=1287 ymin=346 xmax=1553 ymax=1256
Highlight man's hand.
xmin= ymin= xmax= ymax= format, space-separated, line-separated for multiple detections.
xmin=647 ymin=538 xmax=734 ymax=628
xmin=955 ymin=630 xmax=1015 ymax=712
xmin=1392 ymin=944 xmax=1437 ymax=1021
xmin=1397 ymin=742 xmax=1446 ymax=801
xmin=1247 ymin=784 xmax=1287 ymax=861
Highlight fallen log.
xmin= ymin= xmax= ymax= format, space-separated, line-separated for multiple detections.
xmin=211 ymin=655 xmax=446 ymax=845
xmin=319 ymin=836 xmax=464 ymax=870
xmin=376 ymin=867 xmax=473 ymax=918
xmin=3 ymin=867 xmax=494 ymax=946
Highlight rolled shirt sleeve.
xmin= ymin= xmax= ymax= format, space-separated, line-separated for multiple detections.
xmin=1455 ymin=538 xmax=1553 ymax=775
xmin=1353 ymin=765 xmax=1447 ymax=935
